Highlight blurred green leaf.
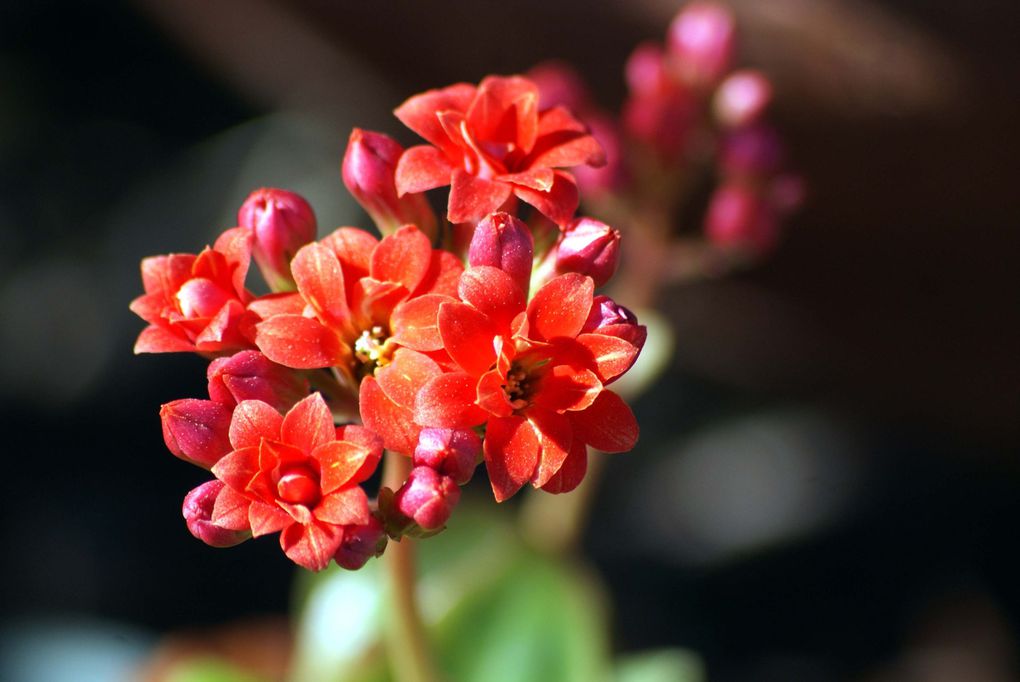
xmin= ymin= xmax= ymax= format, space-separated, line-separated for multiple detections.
xmin=614 ymin=649 xmax=704 ymax=682
xmin=165 ymin=657 xmax=270 ymax=682
xmin=289 ymin=503 xmax=610 ymax=682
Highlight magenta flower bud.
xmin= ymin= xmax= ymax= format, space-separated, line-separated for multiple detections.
xmin=713 ymin=70 xmax=772 ymax=128
xmin=160 ymin=399 xmax=233 ymax=469
xmin=183 ymin=480 xmax=251 ymax=547
xmin=468 ymin=212 xmax=535 ymax=295
xmin=395 ymin=466 xmax=461 ymax=531
xmin=207 ymin=350 xmax=309 ymax=414
xmin=720 ymin=124 xmax=784 ymax=177
xmin=667 ymin=2 xmax=736 ymax=87
xmin=342 ymin=128 xmax=438 ymax=240
xmin=626 ymin=42 xmax=670 ymax=97
xmin=413 ymin=428 xmax=481 ymax=486
xmin=555 ymin=217 xmax=621 ymax=287
xmin=574 ymin=114 xmax=626 ymax=198
xmin=582 ymin=295 xmax=647 ymax=353
xmin=704 ymin=184 xmax=778 ymax=253
xmin=334 ymin=516 xmax=387 ymax=570
xmin=237 ymin=188 xmax=317 ymax=292
xmin=528 ymin=61 xmax=590 ymax=111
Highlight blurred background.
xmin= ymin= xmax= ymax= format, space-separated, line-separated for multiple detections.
xmin=0 ymin=0 xmax=1018 ymax=680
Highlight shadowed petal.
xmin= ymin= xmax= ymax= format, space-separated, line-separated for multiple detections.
xmin=396 ymin=145 xmax=455 ymax=195
xmin=484 ymin=415 xmax=540 ymax=502
xmin=360 ymin=376 xmax=420 ymax=456
xmin=569 ymin=390 xmax=638 ymax=453
xmin=280 ymin=521 xmax=344 ymax=572
xmin=415 ymin=372 xmax=487 ymax=429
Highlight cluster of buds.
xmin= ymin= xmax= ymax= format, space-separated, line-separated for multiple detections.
xmin=529 ymin=1 xmax=802 ymax=264
xmin=132 ymin=74 xmax=645 ymax=572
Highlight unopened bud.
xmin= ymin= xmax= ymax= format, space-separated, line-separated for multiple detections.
xmin=334 ymin=516 xmax=387 ymax=570
xmin=582 ymin=294 xmax=647 ymax=350
xmin=160 ymin=399 xmax=233 ymax=469
xmin=528 ymin=61 xmax=590 ymax=111
xmin=719 ymin=124 xmax=784 ymax=177
xmin=238 ymin=188 xmax=317 ymax=292
xmin=207 ymin=350 xmax=309 ymax=414
xmin=667 ymin=2 xmax=736 ymax=87
xmin=468 ymin=212 xmax=535 ymax=296
xmin=713 ymin=70 xmax=772 ymax=128
xmin=395 ymin=466 xmax=461 ymax=531
xmin=413 ymin=428 xmax=480 ymax=486
xmin=555 ymin=217 xmax=621 ymax=287
xmin=183 ymin=480 xmax=251 ymax=547
xmin=704 ymin=184 xmax=778 ymax=253
xmin=342 ymin=128 xmax=438 ymax=240
xmin=626 ymin=42 xmax=670 ymax=97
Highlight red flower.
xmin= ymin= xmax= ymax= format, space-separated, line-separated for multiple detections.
xmin=130 ymin=227 xmax=256 ymax=353
xmin=412 ymin=265 xmax=642 ymax=501
xmin=209 ymin=393 xmax=383 ymax=571
xmin=394 ymin=75 xmax=606 ymax=226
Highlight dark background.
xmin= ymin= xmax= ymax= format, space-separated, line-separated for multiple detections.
xmin=1 ymin=1 xmax=1018 ymax=680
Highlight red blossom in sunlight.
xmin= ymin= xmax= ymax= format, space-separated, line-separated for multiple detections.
xmin=209 ymin=393 xmax=383 ymax=571
xmin=411 ymin=265 xmax=642 ymax=501
xmin=130 ymin=227 xmax=256 ymax=354
xmin=393 ymin=75 xmax=606 ymax=226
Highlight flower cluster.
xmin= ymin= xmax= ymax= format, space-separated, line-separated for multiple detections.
xmin=529 ymin=2 xmax=802 ymax=263
xmin=132 ymin=74 xmax=645 ymax=572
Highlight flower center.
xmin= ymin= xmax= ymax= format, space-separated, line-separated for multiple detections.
xmin=354 ymin=325 xmax=394 ymax=375
xmin=502 ymin=363 xmax=533 ymax=411
xmin=276 ymin=463 xmax=320 ymax=507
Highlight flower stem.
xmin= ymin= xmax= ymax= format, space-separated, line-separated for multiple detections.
xmin=381 ymin=451 xmax=442 ymax=682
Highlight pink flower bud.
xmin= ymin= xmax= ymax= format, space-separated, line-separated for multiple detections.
xmin=183 ymin=480 xmax=251 ymax=547
xmin=237 ymin=188 xmax=317 ymax=292
xmin=413 ymin=428 xmax=481 ymax=486
xmin=333 ymin=516 xmax=387 ymax=570
xmin=342 ymin=128 xmax=438 ymax=240
xmin=468 ymin=212 xmax=535 ymax=295
xmin=160 ymin=399 xmax=233 ymax=469
xmin=528 ymin=61 xmax=590 ymax=111
xmin=207 ymin=350 xmax=309 ymax=414
xmin=626 ymin=42 xmax=671 ymax=97
xmin=713 ymin=70 xmax=772 ymax=128
xmin=574 ymin=114 xmax=626 ymax=198
xmin=582 ymin=295 xmax=647 ymax=353
xmin=395 ymin=466 xmax=461 ymax=531
xmin=704 ymin=184 xmax=778 ymax=253
xmin=667 ymin=2 xmax=736 ymax=87
xmin=555 ymin=217 xmax=621 ymax=287
xmin=719 ymin=124 xmax=784 ymax=177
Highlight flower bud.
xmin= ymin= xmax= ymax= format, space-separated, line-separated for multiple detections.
xmin=395 ymin=466 xmax=461 ymax=531
xmin=554 ymin=217 xmax=621 ymax=287
xmin=413 ymin=428 xmax=481 ymax=486
xmin=704 ymin=184 xmax=778 ymax=253
xmin=719 ymin=124 xmax=784 ymax=177
xmin=713 ymin=70 xmax=772 ymax=128
xmin=582 ymin=295 xmax=647 ymax=352
xmin=468 ymin=212 xmax=535 ymax=296
xmin=237 ymin=188 xmax=317 ymax=292
xmin=667 ymin=2 xmax=736 ymax=87
xmin=528 ymin=61 xmax=590 ymax=111
xmin=160 ymin=399 xmax=233 ymax=469
xmin=342 ymin=128 xmax=438 ymax=240
xmin=333 ymin=515 xmax=387 ymax=570
xmin=207 ymin=350 xmax=309 ymax=414
xmin=183 ymin=480 xmax=251 ymax=547
xmin=626 ymin=42 xmax=670 ymax=97
xmin=574 ymin=114 xmax=626 ymax=198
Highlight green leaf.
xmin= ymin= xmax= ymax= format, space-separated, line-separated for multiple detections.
xmin=614 ymin=649 xmax=705 ymax=682
xmin=165 ymin=657 xmax=271 ymax=682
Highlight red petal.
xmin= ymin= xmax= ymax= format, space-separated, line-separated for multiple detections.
xmin=418 ymin=250 xmax=464 ymax=298
xmin=133 ymin=324 xmax=193 ymax=354
xmin=359 ymin=376 xmax=420 ymax=456
xmin=414 ymin=372 xmax=487 ymax=429
xmin=447 ymin=170 xmax=512 ymax=224
xmin=576 ymin=333 xmax=640 ymax=383
xmin=160 ymin=398 xmax=232 ymax=469
xmin=228 ymin=399 xmax=283 ymax=449
xmin=483 ymin=415 xmax=540 ymax=502
xmin=350 ymin=277 xmax=407 ymax=328
xmin=282 ymin=393 xmax=336 ymax=454
xmin=371 ymin=225 xmax=433 ymax=295
xmin=376 ymin=348 xmax=442 ymax=410
xmin=128 ymin=292 xmax=166 ymax=325
xmin=540 ymin=438 xmax=588 ymax=494
xmin=315 ymin=486 xmax=370 ymax=526
xmin=247 ymin=292 xmax=306 ymax=319
xmin=141 ymin=254 xmax=195 ymax=296
xmin=527 ymin=273 xmax=594 ymax=341
xmin=497 ymin=168 xmax=555 ymax=191
xmin=513 ymin=170 xmax=579 ymax=226
xmin=316 ymin=441 xmax=370 ymax=494
xmin=391 ymin=294 xmax=454 ymax=351
xmin=458 ymin=266 xmax=526 ymax=332
xmin=213 ymin=226 xmax=254 ymax=295
xmin=536 ymin=106 xmax=588 ymax=137
xmin=321 ymin=227 xmax=377 ymax=284
xmin=248 ymin=500 xmax=292 ymax=537
xmin=528 ymin=130 xmax=606 ymax=170
xmin=211 ymin=445 xmax=261 ymax=492
xmin=569 ymin=390 xmax=638 ymax=453
xmin=336 ymin=425 xmax=384 ymax=484
xmin=255 ymin=315 xmax=348 ymax=369
xmin=280 ymin=521 xmax=343 ymax=572
xmin=394 ymin=83 xmax=477 ymax=156
xmin=476 ymin=368 xmax=514 ymax=418
xmin=291 ymin=243 xmax=351 ymax=330
xmin=438 ymin=301 xmax=498 ymax=376
xmin=211 ymin=484 xmax=252 ymax=531
xmin=527 ymin=407 xmax=573 ymax=489
xmin=395 ymin=145 xmax=454 ymax=195
xmin=534 ymin=365 xmax=602 ymax=412
xmin=470 ymin=76 xmax=539 ymax=154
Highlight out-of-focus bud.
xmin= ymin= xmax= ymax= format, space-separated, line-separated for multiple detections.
xmin=237 ymin=188 xmax=317 ymax=292
xmin=183 ymin=480 xmax=251 ymax=547
xmin=413 ymin=428 xmax=480 ymax=486
xmin=582 ymin=294 xmax=647 ymax=351
xmin=713 ymin=70 xmax=772 ymax=128
xmin=207 ymin=350 xmax=309 ymax=414
xmin=574 ymin=114 xmax=626 ymax=198
xmin=704 ymin=184 xmax=778 ymax=253
xmin=528 ymin=61 xmax=590 ymax=111
xmin=554 ymin=217 xmax=621 ymax=287
xmin=160 ymin=399 xmax=232 ymax=469
xmin=395 ymin=466 xmax=461 ymax=531
xmin=342 ymin=128 xmax=438 ymax=241
xmin=334 ymin=515 xmax=387 ymax=570
xmin=468 ymin=212 xmax=535 ymax=295
xmin=667 ymin=2 xmax=736 ymax=87
xmin=626 ymin=42 xmax=671 ymax=97
xmin=719 ymin=124 xmax=784 ymax=177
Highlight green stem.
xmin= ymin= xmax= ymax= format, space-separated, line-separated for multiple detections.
xmin=382 ymin=452 xmax=442 ymax=682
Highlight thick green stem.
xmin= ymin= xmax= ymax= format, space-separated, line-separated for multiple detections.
xmin=382 ymin=452 xmax=442 ymax=682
